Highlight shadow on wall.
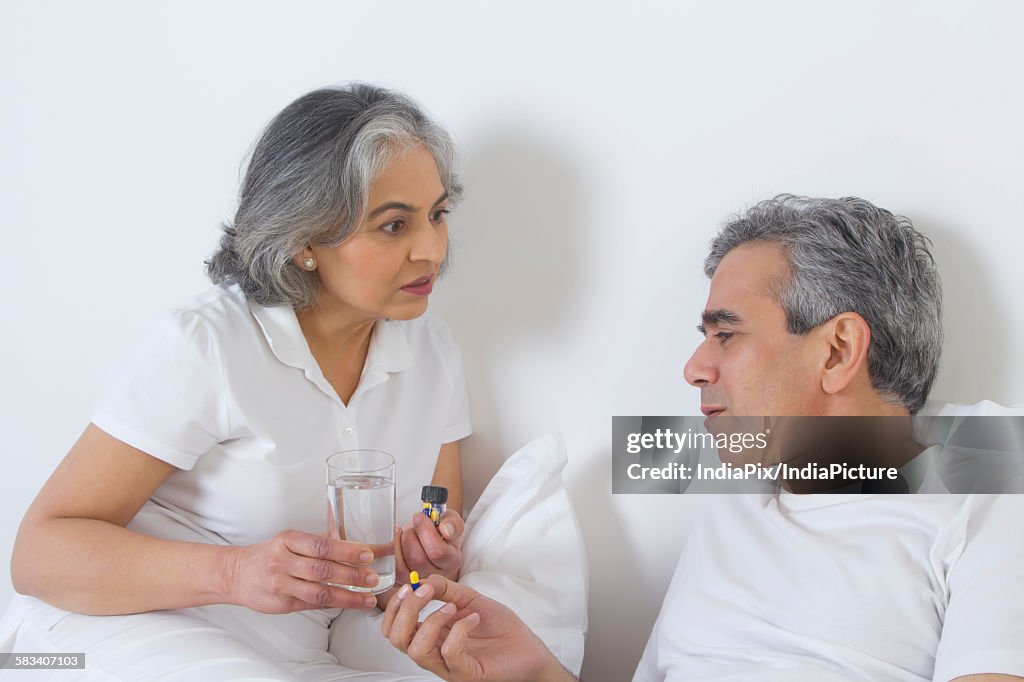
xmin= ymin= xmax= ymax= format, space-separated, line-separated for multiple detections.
xmin=432 ymin=126 xmax=585 ymax=507
xmin=923 ymin=220 xmax=1014 ymax=405
xmin=571 ymin=446 xmax=649 ymax=682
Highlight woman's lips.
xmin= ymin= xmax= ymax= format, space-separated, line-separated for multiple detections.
xmin=401 ymin=275 xmax=434 ymax=296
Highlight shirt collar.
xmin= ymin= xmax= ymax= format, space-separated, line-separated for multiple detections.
xmin=363 ymin=318 xmax=415 ymax=375
xmin=248 ymin=300 xmax=311 ymax=372
xmin=247 ymin=300 xmax=415 ymax=401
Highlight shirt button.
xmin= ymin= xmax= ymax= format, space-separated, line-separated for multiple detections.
xmin=343 ymin=427 xmax=355 ymax=437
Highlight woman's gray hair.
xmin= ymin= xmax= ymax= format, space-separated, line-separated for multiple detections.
xmin=206 ymin=83 xmax=463 ymax=309
xmin=705 ymin=194 xmax=943 ymax=414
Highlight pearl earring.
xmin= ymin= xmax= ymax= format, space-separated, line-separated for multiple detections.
xmin=303 ymin=257 xmax=315 ymax=270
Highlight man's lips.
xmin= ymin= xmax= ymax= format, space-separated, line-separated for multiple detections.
xmin=701 ymin=406 xmax=726 ymax=417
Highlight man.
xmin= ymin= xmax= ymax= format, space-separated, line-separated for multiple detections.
xmin=384 ymin=195 xmax=1024 ymax=682
xmin=633 ymin=195 xmax=1024 ymax=681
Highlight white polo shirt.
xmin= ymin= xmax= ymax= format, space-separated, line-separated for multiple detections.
xmin=634 ymin=493 xmax=1024 ymax=682
xmin=92 ymin=284 xmax=471 ymax=547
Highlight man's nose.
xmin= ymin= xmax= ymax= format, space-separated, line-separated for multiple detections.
xmin=684 ymin=340 xmax=718 ymax=387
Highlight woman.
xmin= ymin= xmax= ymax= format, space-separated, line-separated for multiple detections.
xmin=9 ymin=84 xmax=469 ymax=679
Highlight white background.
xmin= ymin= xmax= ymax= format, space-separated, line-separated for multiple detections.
xmin=3 ymin=2 xmax=1023 ymax=680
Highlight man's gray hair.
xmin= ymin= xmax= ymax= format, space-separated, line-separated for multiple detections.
xmin=705 ymin=194 xmax=942 ymax=414
xmin=207 ymin=83 xmax=462 ymax=309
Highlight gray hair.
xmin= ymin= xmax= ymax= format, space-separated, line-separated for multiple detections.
xmin=206 ymin=83 xmax=463 ymax=309
xmin=705 ymin=195 xmax=943 ymax=414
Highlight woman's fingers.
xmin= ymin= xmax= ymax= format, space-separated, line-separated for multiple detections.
xmin=280 ymin=530 xmax=375 ymax=565
xmin=279 ymin=531 xmax=381 ymax=595
xmin=437 ymin=509 xmax=465 ymax=547
xmin=234 ymin=531 xmax=385 ymax=613
xmin=407 ymin=513 xmax=461 ymax=571
xmin=284 ymin=576 xmax=377 ymax=610
xmin=287 ymin=554 xmax=379 ymax=589
xmin=401 ymin=519 xmax=430 ymax=568
xmin=394 ymin=527 xmax=410 ymax=576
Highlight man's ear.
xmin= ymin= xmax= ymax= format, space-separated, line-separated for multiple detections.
xmin=819 ymin=312 xmax=871 ymax=396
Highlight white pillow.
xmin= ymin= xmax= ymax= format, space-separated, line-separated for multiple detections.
xmin=919 ymin=399 xmax=1024 ymax=416
xmin=915 ymin=400 xmax=1024 ymax=493
xmin=329 ymin=433 xmax=589 ymax=676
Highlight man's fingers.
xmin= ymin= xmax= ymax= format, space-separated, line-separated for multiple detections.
xmin=386 ymin=581 xmax=435 ymax=650
xmin=381 ymin=576 xmax=487 ymax=679
xmin=381 ymin=583 xmax=413 ymax=637
xmin=382 ymin=576 xmax=473 ymax=642
xmin=407 ymin=601 xmax=459 ymax=668
xmin=418 ymin=574 xmax=475 ymax=608
xmin=440 ymin=612 xmax=482 ymax=673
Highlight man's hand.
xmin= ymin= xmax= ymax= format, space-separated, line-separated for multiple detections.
xmin=381 ymin=575 xmax=576 ymax=682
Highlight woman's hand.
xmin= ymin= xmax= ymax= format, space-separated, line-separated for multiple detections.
xmin=224 ymin=530 xmax=385 ymax=613
xmin=382 ymin=575 xmax=576 ymax=682
xmin=376 ymin=510 xmax=464 ymax=610
xmin=399 ymin=509 xmax=465 ymax=582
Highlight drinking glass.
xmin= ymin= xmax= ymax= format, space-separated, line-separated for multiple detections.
xmin=326 ymin=450 xmax=396 ymax=593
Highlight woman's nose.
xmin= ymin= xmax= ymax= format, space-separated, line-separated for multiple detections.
xmin=409 ymin=220 xmax=447 ymax=264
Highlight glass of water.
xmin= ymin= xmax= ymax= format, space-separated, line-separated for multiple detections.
xmin=326 ymin=450 xmax=396 ymax=594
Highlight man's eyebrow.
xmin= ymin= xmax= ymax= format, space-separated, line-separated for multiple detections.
xmin=697 ymin=309 xmax=743 ymax=335
xmin=702 ymin=309 xmax=742 ymax=325
xmin=367 ymin=191 xmax=449 ymax=219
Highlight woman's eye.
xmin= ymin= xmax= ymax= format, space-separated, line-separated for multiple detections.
xmin=430 ymin=208 xmax=450 ymax=223
xmin=380 ymin=220 xmax=404 ymax=235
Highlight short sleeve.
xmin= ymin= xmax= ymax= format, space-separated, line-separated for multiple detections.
xmin=91 ymin=309 xmax=228 ymax=470
xmin=932 ymin=495 xmax=1024 ymax=681
xmin=430 ymin=318 xmax=471 ymax=444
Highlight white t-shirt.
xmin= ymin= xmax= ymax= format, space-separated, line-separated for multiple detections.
xmin=92 ymin=284 xmax=471 ymax=547
xmin=634 ymin=492 xmax=1024 ymax=682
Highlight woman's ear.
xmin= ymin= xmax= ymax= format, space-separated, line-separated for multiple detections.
xmin=820 ymin=312 xmax=872 ymax=396
xmin=294 ymin=246 xmax=317 ymax=271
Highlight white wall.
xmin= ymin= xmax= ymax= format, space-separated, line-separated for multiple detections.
xmin=2 ymin=2 xmax=1023 ymax=680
